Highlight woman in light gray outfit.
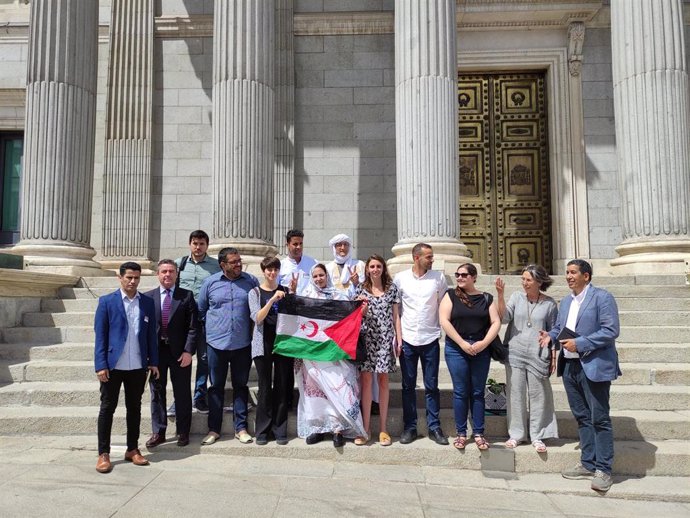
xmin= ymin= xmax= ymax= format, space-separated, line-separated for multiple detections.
xmin=495 ymin=264 xmax=559 ymax=453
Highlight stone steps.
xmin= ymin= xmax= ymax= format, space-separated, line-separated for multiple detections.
xmin=0 ymin=404 xmax=686 ymax=477
xmin=1 ymin=356 xmax=688 ymax=387
xmin=40 ymin=296 xmax=690 ymax=312
xmin=0 ymin=397 xmax=687 ymax=442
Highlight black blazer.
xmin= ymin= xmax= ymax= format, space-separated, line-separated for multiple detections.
xmin=145 ymin=286 xmax=199 ymax=358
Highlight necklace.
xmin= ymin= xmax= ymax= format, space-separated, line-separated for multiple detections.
xmin=526 ymin=293 xmax=541 ymax=328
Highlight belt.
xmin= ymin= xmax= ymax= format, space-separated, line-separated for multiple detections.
xmin=159 ymin=337 xmax=170 ymax=345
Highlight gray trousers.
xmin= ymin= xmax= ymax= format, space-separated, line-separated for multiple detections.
xmin=505 ymin=364 xmax=558 ymax=442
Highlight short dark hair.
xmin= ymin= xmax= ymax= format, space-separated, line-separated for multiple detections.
xmin=119 ymin=261 xmax=141 ymax=276
xmin=157 ymin=259 xmax=177 ymax=271
xmin=218 ymin=247 xmax=240 ymax=264
xmin=522 ymin=264 xmax=553 ymax=291
xmin=286 ymin=229 xmax=304 ymax=243
xmin=189 ymin=230 xmax=209 ymax=244
xmin=412 ymin=243 xmax=432 ymax=258
xmin=567 ymin=259 xmax=593 ymax=279
xmin=260 ymin=256 xmax=281 ymax=271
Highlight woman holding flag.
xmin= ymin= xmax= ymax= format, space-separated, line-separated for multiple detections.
xmin=292 ymin=263 xmax=366 ymax=447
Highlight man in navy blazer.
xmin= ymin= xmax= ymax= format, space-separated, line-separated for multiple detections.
xmin=145 ymin=259 xmax=198 ymax=448
xmin=94 ymin=262 xmax=159 ymax=474
xmin=540 ymin=259 xmax=621 ymax=492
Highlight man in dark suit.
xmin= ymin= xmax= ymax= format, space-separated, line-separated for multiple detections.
xmin=94 ymin=262 xmax=159 ymax=474
xmin=145 ymin=259 xmax=198 ymax=448
xmin=540 ymin=259 xmax=621 ymax=493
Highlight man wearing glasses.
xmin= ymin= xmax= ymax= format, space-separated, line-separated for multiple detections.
xmin=197 ymin=248 xmax=259 ymax=446
xmin=393 ymin=243 xmax=449 ymax=445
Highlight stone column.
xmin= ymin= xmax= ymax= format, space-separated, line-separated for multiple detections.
xmin=100 ymin=0 xmax=154 ymax=272
xmin=610 ymin=0 xmax=690 ymax=274
xmin=273 ymin=0 xmax=295 ymax=255
xmin=13 ymin=0 xmax=102 ymax=276
xmin=211 ymin=0 xmax=277 ymax=264
xmin=389 ymin=0 xmax=472 ymax=273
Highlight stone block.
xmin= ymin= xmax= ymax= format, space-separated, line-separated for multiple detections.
xmin=302 ymin=211 xmax=325 ymax=230
xmin=324 ymin=69 xmax=383 ymax=87
xmin=154 ymin=124 xmax=179 ymax=142
xmin=582 ymin=44 xmax=612 ymax=64
xmin=161 ymin=71 xmax=205 ymax=90
xmin=303 ymin=193 xmax=354 ymax=211
xmin=177 ymin=123 xmax=212 ymax=141
xmin=588 ymin=226 xmax=622 ymax=247
xmin=582 ymin=80 xmax=613 ymax=100
xmin=356 ymin=192 xmax=395 ymax=211
xmin=585 ymin=152 xmax=618 ymax=172
xmin=176 ymin=88 xmax=212 ymax=107
xmin=324 ymin=35 xmax=354 ymax=53
xmin=359 ymin=139 xmax=396 ymax=158
xmin=584 ymin=117 xmax=615 ymax=136
xmin=159 ymin=106 xmax=203 ymax=124
xmin=161 ymin=38 xmax=203 ymax=56
xmin=295 ymin=36 xmax=324 ymax=53
xmin=587 ymin=189 xmax=621 ymax=209
xmin=582 ymin=99 xmax=614 ymax=118
xmin=295 ymin=70 xmax=325 ymax=88
xmin=351 ymin=103 xmax=395 ymax=122
xmin=353 ymin=51 xmax=394 ymax=69
xmin=176 ymin=194 xmax=210 ymax=212
xmin=295 ymin=0 xmax=324 ymax=13
xmin=358 ymin=157 xmax=396 ymax=176
xmin=162 ymin=141 xmax=201 ymax=159
xmin=296 ymin=87 xmax=353 ymax=106
xmin=354 ymin=34 xmax=394 ymax=52
xmin=162 ymin=177 xmax=200 ymax=195
xmin=295 ymin=52 xmax=354 ymax=71
xmin=354 ymin=122 xmax=395 ymax=140
xmin=323 ymin=0 xmax=386 ymax=11
xmin=353 ymin=86 xmax=395 ymax=105
xmin=582 ymin=63 xmax=614 ymax=82
xmin=296 ymin=122 xmax=353 ymax=141
xmin=299 ymin=175 xmax=324 ymax=193
xmin=302 ymin=157 xmax=355 ymax=176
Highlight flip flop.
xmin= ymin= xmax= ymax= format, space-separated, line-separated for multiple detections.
xmin=235 ymin=430 xmax=254 ymax=444
xmin=533 ymin=440 xmax=547 ymax=453
xmin=505 ymin=438 xmax=520 ymax=449
xmin=354 ymin=436 xmax=368 ymax=446
xmin=201 ymin=432 xmax=219 ymax=445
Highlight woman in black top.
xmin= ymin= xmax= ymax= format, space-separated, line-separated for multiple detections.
xmin=249 ymin=256 xmax=291 ymax=445
xmin=439 ymin=263 xmax=501 ymax=450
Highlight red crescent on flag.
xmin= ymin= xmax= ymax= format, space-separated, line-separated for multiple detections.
xmin=305 ymin=320 xmax=319 ymax=338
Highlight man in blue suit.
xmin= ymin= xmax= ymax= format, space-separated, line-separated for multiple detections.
xmin=94 ymin=262 xmax=159 ymax=474
xmin=540 ymin=259 xmax=621 ymax=492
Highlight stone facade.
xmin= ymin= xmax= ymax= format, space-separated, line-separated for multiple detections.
xmin=0 ymin=1 xmax=688 ymax=274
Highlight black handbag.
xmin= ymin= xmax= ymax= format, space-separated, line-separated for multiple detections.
xmin=483 ymin=292 xmax=508 ymax=362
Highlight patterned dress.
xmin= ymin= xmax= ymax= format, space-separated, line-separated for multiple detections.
xmin=355 ymin=283 xmax=400 ymax=373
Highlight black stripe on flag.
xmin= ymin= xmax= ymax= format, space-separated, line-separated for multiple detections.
xmin=277 ymin=294 xmax=361 ymax=320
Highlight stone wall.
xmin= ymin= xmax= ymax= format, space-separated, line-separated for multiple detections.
xmin=581 ymin=27 xmax=621 ymax=260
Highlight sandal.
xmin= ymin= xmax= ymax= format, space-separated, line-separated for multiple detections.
xmin=505 ymin=438 xmax=520 ymax=449
xmin=453 ymin=436 xmax=468 ymax=450
xmin=533 ymin=440 xmax=547 ymax=453
xmin=379 ymin=432 xmax=392 ymax=447
xmin=235 ymin=430 xmax=253 ymax=444
xmin=474 ymin=434 xmax=490 ymax=450
xmin=201 ymin=432 xmax=219 ymax=446
xmin=354 ymin=436 xmax=368 ymax=446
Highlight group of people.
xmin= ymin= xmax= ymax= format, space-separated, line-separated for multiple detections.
xmin=93 ymin=229 xmax=621 ymax=493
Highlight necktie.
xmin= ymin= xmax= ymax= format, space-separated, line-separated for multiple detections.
xmin=162 ymin=289 xmax=171 ymax=338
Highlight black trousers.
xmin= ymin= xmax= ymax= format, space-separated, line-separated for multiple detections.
xmin=254 ymin=326 xmax=293 ymax=441
xmin=150 ymin=343 xmax=193 ymax=436
xmin=97 ymin=368 xmax=147 ymax=454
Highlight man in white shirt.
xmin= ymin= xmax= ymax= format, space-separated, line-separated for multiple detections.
xmin=393 ymin=243 xmax=449 ymax=445
xmin=279 ymin=229 xmax=317 ymax=294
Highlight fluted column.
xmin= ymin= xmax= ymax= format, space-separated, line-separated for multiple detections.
xmin=273 ymin=0 xmax=295 ymax=255
xmin=610 ymin=0 xmax=690 ymax=274
xmin=100 ymin=0 xmax=154 ymax=271
xmin=13 ymin=0 xmax=102 ymax=276
xmin=389 ymin=0 xmax=471 ymax=273
xmin=211 ymin=0 xmax=277 ymax=263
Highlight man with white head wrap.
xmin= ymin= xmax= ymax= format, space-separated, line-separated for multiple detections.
xmin=325 ymin=233 xmax=365 ymax=299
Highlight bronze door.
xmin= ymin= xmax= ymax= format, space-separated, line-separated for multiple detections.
xmin=458 ymin=72 xmax=551 ymax=274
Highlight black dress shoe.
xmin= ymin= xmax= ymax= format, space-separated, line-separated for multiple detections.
xmin=177 ymin=434 xmax=190 ymax=447
xmin=429 ymin=428 xmax=449 ymax=445
xmin=399 ymin=428 xmax=417 ymax=444
xmin=255 ymin=435 xmax=268 ymax=446
xmin=333 ymin=433 xmax=345 ymax=448
xmin=306 ymin=433 xmax=324 ymax=445
xmin=276 ymin=438 xmax=289 ymax=446
xmin=146 ymin=433 xmax=166 ymax=448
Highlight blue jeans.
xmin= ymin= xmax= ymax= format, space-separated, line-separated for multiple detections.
xmin=399 ymin=340 xmax=441 ymax=432
xmin=444 ymin=341 xmax=491 ymax=435
xmin=563 ymin=359 xmax=614 ymax=474
xmin=207 ymin=344 xmax=251 ymax=435
xmin=193 ymin=331 xmax=208 ymax=402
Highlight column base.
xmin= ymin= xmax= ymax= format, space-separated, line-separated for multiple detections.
xmin=388 ymin=239 xmax=476 ymax=276
xmin=610 ymin=238 xmax=690 ymax=276
xmin=10 ymin=242 xmax=109 ymax=277
xmin=98 ymin=259 xmax=155 ymax=275
xmin=208 ymin=239 xmax=278 ymax=276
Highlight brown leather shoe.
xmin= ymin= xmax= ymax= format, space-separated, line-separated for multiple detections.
xmin=146 ymin=433 xmax=166 ymax=448
xmin=177 ymin=433 xmax=190 ymax=447
xmin=124 ymin=448 xmax=149 ymax=466
xmin=96 ymin=453 xmax=112 ymax=473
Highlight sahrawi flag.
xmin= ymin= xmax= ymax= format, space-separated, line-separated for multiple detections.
xmin=273 ymin=295 xmax=363 ymax=361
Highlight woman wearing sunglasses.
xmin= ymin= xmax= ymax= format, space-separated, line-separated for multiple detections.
xmin=439 ymin=263 xmax=501 ymax=450
xmin=494 ymin=265 xmax=559 ymax=453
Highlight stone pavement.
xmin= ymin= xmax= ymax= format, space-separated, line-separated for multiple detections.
xmin=1 ymin=435 xmax=689 ymax=518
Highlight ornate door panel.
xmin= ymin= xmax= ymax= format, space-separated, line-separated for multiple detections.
xmin=458 ymin=73 xmax=551 ymax=274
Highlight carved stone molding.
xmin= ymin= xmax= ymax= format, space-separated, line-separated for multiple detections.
xmin=568 ymin=21 xmax=585 ymax=76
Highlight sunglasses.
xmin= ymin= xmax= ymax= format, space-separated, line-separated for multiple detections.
xmin=454 ymin=272 xmax=471 ymax=279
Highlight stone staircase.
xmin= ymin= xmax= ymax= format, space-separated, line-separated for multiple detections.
xmin=0 ymin=274 xmax=688 ymax=476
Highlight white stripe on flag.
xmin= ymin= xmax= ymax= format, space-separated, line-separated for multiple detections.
xmin=276 ymin=314 xmax=333 ymax=343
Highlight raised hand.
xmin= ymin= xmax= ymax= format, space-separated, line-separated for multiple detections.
xmin=289 ymin=272 xmax=298 ymax=294
xmin=349 ymin=265 xmax=360 ymax=286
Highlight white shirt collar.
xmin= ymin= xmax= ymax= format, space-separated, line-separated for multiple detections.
xmin=571 ymin=283 xmax=590 ymax=304
xmin=120 ymin=289 xmax=140 ymax=301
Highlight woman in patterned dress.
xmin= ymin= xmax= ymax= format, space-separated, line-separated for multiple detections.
xmin=353 ymin=255 xmax=402 ymax=446
xmin=295 ymin=263 xmax=366 ymax=447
